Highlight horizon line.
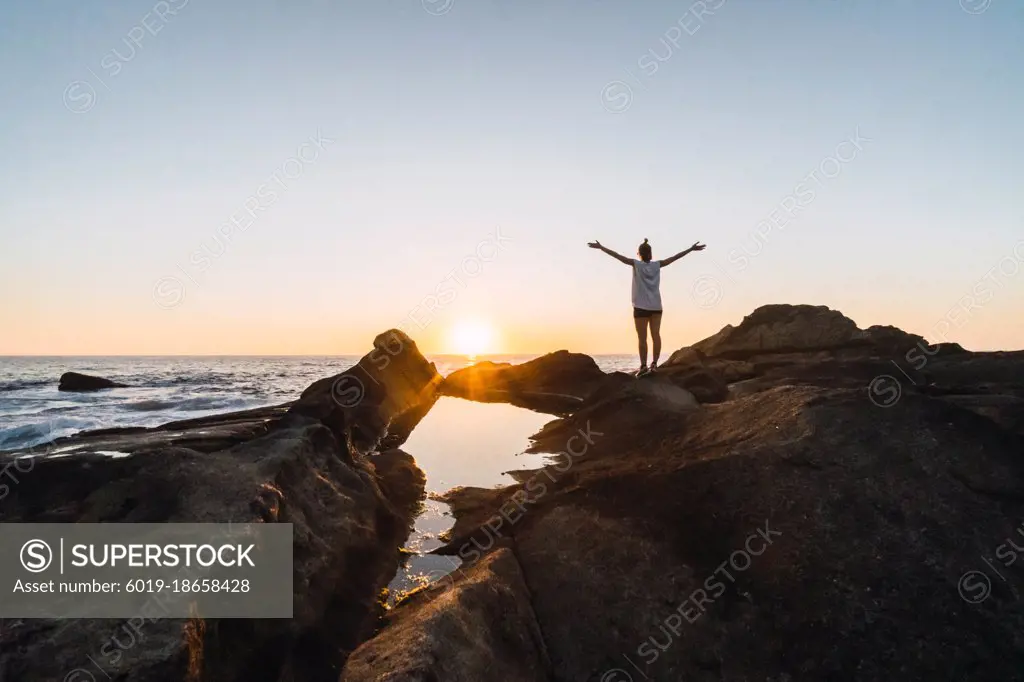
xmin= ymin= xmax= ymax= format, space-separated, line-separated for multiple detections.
xmin=0 ymin=352 xmax=639 ymax=358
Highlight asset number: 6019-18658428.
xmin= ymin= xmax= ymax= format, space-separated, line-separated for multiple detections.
xmin=125 ymin=578 xmax=250 ymax=593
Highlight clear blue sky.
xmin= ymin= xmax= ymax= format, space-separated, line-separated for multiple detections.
xmin=1 ymin=0 xmax=1022 ymax=354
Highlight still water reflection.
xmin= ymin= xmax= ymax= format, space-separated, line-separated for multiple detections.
xmin=386 ymin=396 xmax=554 ymax=601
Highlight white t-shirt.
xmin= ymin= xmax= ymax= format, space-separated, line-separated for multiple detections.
xmin=631 ymin=259 xmax=662 ymax=310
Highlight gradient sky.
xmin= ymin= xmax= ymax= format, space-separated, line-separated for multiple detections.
xmin=1 ymin=0 xmax=1022 ymax=355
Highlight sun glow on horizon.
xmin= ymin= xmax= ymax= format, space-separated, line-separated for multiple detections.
xmin=448 ymin=320 xmax=499 ymax=356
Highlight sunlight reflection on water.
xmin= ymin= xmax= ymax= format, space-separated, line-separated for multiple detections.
xmin=385 ymin=396 xmax=554 ymax=601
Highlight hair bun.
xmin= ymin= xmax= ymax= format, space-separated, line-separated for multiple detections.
xmin=643 ymin=238 xmax=649 ymax=244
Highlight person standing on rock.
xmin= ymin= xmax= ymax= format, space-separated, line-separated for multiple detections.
xmin=588 ymin=238 xmax=707 ymax=376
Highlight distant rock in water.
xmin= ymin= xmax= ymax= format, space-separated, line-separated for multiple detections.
xmin=57 ymin=371 xmax=128 ymax=391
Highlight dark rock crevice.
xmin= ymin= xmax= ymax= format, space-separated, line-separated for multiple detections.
xmin=504 ymin=536 xmax=558 ymax=682
xmin=341 ymin=545 xmax=554 ymax=682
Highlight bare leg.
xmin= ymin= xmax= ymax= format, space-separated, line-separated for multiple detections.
xmin=650 ymin=312 xmax=663 ymax=367
xmin=634 ymin=316 xmax=649 ymax=368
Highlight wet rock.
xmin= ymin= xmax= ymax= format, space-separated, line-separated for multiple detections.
xmin=58 ymin=372 xmax=128 ymax=391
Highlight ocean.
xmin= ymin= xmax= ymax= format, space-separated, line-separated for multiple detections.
xmin=0 ymin=354 xmax=637 ymax=451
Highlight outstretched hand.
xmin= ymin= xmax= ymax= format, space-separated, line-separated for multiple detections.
xmin=588 ymin=241 xmax=602 ymax=249
xmin=691 ymin=241 xmax=707 ymax=251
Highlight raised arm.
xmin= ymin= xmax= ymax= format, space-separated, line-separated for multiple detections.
xmin=587 ymin=241 xmax=633 ymax=266
xmin=659 ymin=241 xmax=706 ymax=267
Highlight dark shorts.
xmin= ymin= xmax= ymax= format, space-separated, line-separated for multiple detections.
xmin=633 ymin=307 xmax=663 ymax=318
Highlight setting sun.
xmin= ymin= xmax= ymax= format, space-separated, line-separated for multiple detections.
xmin=448 ymin=320 xmax=497 ymax=356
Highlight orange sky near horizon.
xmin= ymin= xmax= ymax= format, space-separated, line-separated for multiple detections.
xmin=5 ymin=292 xmax=1023 ymax=356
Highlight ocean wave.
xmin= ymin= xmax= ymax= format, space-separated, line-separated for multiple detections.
xmin=159 ymin=375 xmax=234 ymax=387
xmin=0 ymin=378 xmax=52 ymax=393
xmin=124 ymin=399 xmax=178 ymax=412
xmin=125 ymin=396 xmax=253 ymax=413
xmin=0 ymin=417 xmax=96 ymax=451
xmin=177 ymin=396 xmax=253 ymax=412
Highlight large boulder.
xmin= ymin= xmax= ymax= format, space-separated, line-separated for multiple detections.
xmin=58 ymin=371 xmax=128 ymax=391
xmin=290 ymin=329 xmax=443 ymax=451
xmin=441 ymin=351 xmax=608 ymax=415
xmin=0 ymin=331 xmax=439 ymax=682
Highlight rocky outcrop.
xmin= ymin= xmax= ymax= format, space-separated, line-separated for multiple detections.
xmin=290 ymin=329 xmax=443 ymax=451
xmin=685 ymin=304 xmax=928 ymax=360
xmin=662 ymin=305 xmax=1024 ymax=434
xmin=387 ymin=382 xmax=1024 ymax=681
xmin=441 ymin=350 xmax=608 ymax=414
xmin=662 ymin=306 xmax=931 ymax=395
xmin=58 ymin=371 xmax=128 ymax=391
xmin=346 ymin=305 xmax=1024 ymax=681
xmin=342 ymin=548 xmax=550 ymax=682
xmin=0 ymin=331 xmax=440 ymax=682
